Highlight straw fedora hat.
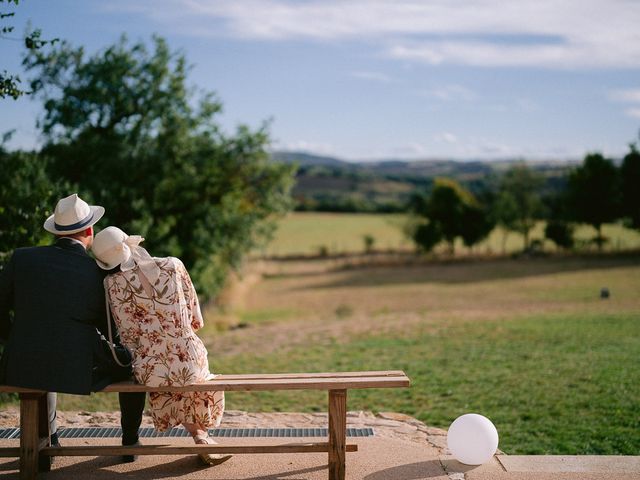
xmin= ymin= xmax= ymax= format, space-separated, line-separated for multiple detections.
xmin=43 ymin=194 xmax=105 ymax=235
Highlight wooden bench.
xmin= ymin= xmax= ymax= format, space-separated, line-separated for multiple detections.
xmin=0 ymin=370 xmax=410 ymax=480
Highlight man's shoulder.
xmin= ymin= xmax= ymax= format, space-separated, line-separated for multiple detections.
xmin=13 ymin=244 xmax=99 ymax=270
xmin=11 ymin=245 xmax=52 ymax=260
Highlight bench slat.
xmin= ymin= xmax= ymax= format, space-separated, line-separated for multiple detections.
xmin=213 ymin=371 xmax=407 ymax=380
xmin=0 ymin=371 xmax=410 ymax=394
xmin=100 ymin=375 xmax=410 ymax=393
xmin=37 ymin=443 xmax=358 ymax=456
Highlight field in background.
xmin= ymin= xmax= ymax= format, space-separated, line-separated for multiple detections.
xmin=261 ymin=212 xmax=640 ymax=257
xmin=49 ymin=255 xmax=640 ymax=455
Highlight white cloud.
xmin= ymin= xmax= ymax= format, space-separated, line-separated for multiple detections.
xmin=110 ymin=0 xmax=640 ymax=69
xmin=609 ymin=88 xmax=640 ymax=103
xmin=625 ymin=107 xmax=640 ymax=119
xmin=608 ymin=87 xmax=640 ymax=118
xmin=350 ymin=71 xmax=394 ymax=83
xmin=419 ymin=85 xmax=475 ymax=102
xmin=434 ymin=132 xmax=459 ymax=144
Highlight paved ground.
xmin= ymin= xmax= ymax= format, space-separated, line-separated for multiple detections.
xmin=0 ymin=410 xmax=638 ymax=479
xmin=1 ymin=437 xmax=639 ymax=479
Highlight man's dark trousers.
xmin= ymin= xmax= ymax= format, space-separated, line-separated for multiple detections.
xmin=120 ymin=393 xmax=146 ymax=445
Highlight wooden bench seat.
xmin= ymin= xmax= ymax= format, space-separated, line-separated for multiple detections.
xmin=0 ymin=370 xmax=410 ymax=480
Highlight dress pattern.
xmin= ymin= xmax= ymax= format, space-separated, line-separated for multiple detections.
xmin=105 ymin=257 xmax=224 ymax=431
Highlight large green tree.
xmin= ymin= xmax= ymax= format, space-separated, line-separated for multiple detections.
xmin=567 ymin=153 xmax=620 ymax=249
xmin=620 ymin=142 xmax=640 ymax=230
xmin=494 ymin=164 xmax=543 ymax=251
xmin=23 ymin=35 xmax=295 ymax=299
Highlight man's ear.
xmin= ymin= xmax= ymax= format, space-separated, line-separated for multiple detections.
xmin=85 ymin=226 xmax=94 ymax=237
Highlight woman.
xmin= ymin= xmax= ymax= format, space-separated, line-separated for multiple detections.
xmin=92 ymin=226 xmax=229 ymax=466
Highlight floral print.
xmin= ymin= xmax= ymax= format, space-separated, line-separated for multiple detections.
xmin=105 ymin=257 xmax=224 ymax=431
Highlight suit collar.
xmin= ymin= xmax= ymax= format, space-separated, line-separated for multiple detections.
xmin=54 ymin=237 xmax=90 ymax=257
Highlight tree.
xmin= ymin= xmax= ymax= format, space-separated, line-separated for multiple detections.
xmin=492 ymin=190 xmax=519 ymax=254
xmin=410 ymin=178 xmax=491 ymax=254
xmin=1 ymin=0 xmax=58 ymax=99
xmin=542 ymin=184 xmax=575 ymax=251
xmin=495 ymin=164 xmax=543 ymax=251
xmin=544 ymin=220 xmax=574 ymax=250
xmin=460 ymin=203 xmax=495 ymax=252
xmin=620 ymin=142 xmax=640 ymax=230
xmin=362 ymin=234 xmax=375 ymax=254
xmin=567 ymin=153 xmax=620 ymax=249
xmin=24 ymin=36 xmax=295 ymax=299
xmin=0 ymin=142 xmax=67 ymax=263
xmin=425 ymin=178 xmax=470 ymax=253
xmin=412 ymin=221 xmax=441 ymax=253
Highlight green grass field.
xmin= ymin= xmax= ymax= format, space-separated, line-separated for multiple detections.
xmin=210 ymin=313 xmax=639 ymax=455
xmin=261 ymin=212 xmax=640 ymax=256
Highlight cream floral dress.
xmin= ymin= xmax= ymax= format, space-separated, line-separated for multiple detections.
xmin=105 ymin=257 xmax=224 ymax=431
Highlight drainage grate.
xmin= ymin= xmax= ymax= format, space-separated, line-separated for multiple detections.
xmin=0 ymin=428 xmax=19 ymax=439
xmin=0 ymin=427 xmax=375 ymax=439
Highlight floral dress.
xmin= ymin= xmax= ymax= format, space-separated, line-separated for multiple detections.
xmin=105 ymin=257 xmax=224 ymax=431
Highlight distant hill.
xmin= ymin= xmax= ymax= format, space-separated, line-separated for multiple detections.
xmin=271 ymin=151 xmax=351 ymax=168
xmin=270 ymin=150 xmax=578 ymax=212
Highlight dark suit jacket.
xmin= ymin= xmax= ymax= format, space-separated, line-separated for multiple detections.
xmin=0 ymin=238 xmax=131 ymax=394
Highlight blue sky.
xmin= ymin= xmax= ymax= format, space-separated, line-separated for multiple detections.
xmin=1 ymin=0 xmax=640 ymax=161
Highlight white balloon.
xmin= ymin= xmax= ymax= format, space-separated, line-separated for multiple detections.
xmin=447 ymin=413 xmax=499 ymax=465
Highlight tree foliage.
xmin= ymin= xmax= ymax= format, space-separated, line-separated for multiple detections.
xmin=620 ymin=142 xmax=640 ymax=230
xmin=567 ymin=153 xmax=620 ymax=248
xmin=544 ymin=220 xmax=574 ymax=250
xmin=494 ymin=164 xmax=543 ymax=250
xmin=1 ymin=0 xmax=58 ymax=99
xmin=411 ymin=178 xmax=493 ymax=253
xmin=460 ymin=203 xmax=494 ymax=250
xmin=23 ymin=35 xmax=295 ymax=299
xmin=0 ymin=144 xmax=67 ymax=263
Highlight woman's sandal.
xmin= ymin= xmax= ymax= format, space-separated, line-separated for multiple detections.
xmin=193 ymin=435 xmax=232 ymax=466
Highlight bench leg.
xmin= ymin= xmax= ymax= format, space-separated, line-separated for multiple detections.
xmin=19 ymin=393 xmax=44 ymax=480
xmin=328 ymin=389 xmax=347 ymax=480
xmin=37 ymin=394 xmax=51 ymax=472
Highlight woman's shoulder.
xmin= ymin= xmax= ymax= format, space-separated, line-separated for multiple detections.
xmin=104 ymin=269 xmax=129 ymax=288
xmin=157 ymin=256 xmax=185 ymax=271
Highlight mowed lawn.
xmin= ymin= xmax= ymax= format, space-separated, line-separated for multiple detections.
xmin=205 ymin=256 xmax=640 ymax=455
xmin=50 ymin=254 xmax=640 ymax=455
xmin=261 ymin=212 xmax=640 ymax=256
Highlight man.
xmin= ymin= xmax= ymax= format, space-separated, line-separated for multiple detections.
xmin=0 ymin=194 xmax=146 ymax=463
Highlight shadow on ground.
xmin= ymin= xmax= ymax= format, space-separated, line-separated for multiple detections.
xmin=0 ymin=456 xmax=328 ymax=480
xmin=363 ymin=459 xmax=447 ymax=479
xmin=291 ymin=256 xmax=640 ymax=289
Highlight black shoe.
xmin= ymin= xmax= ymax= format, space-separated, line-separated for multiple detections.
xmin=121 ymin=440 xmax=141 ymax=463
